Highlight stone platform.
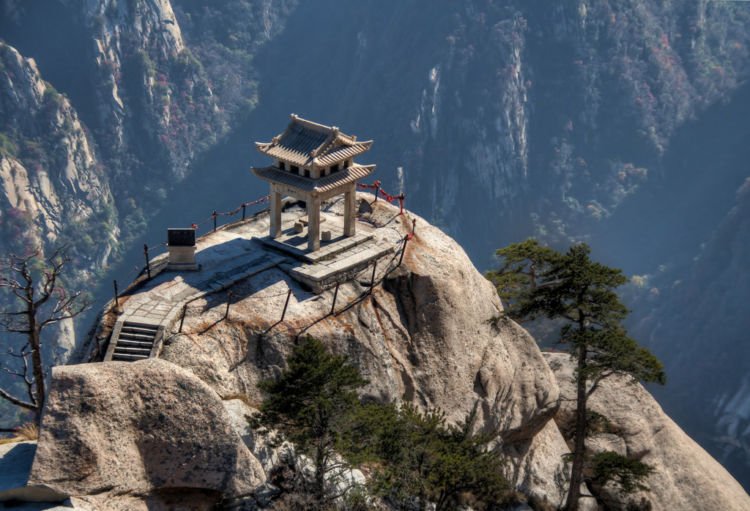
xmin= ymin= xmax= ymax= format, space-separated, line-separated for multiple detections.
xmin=258 ymin=217 xmax=373 ymax=263
xmin=284 ymin=241 xmax=393 ymax=293
xmin=103 ymin=201 xmax=403 ymax=362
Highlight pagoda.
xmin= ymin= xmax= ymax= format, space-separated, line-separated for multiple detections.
xmin=252 ymin=114 xmax=376 ymax=251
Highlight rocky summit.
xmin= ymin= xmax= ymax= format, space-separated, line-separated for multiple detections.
xmin=3 ymin=196 xmax=745 ymax=510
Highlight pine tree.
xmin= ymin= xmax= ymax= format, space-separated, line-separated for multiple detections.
xmin=342 ymin=402 xmax=510 ymax=511
xmin=253 ymin=337 xmax=367 ymax=509
xmin=487 ymin=240 xmax=665 ymax=511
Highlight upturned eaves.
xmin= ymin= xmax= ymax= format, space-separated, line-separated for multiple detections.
xmin=255 ymin=114 xmax=373 ymax=169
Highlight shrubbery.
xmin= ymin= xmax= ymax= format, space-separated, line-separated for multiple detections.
xmin=251 ymin=338 xmax=511 ymax=510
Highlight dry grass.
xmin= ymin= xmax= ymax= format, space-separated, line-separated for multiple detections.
xmin=222 ymin=393 xmax=262 ymax=409
xmin=0 ymin=422 xmax=39 ymax=445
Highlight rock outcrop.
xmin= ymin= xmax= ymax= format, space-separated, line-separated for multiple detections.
xmin=163 ymin=199 xmax=560 ymax=442
xmin=29 ymin=358 xmax=265 ymax=510
xmin=28 ymin=199 xmax=750 ymax=509
xmin=546 ymin=352 xmax=750 ymax=511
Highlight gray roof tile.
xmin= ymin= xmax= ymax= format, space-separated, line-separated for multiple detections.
xmin=256 ymin=114 xmax=372 ymax=168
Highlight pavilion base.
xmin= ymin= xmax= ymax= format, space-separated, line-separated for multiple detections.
xmin=257 ymin=218 xmax=373 ymax=264
xmin=283 ymin=243 xmax=393 ymax=294
xmin=256 ymin=214 xmax=393 ymax=294
xmin=166 ymin=262 xmax=201 ymax=271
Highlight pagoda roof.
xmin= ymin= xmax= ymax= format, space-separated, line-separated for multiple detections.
xmin=255 ymin=114 xmax=373 ymax=169
xmin=252 ymin=163 xmax=376 ymax=195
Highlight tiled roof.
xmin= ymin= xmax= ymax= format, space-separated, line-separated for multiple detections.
xmin=256 ymin=114 xmax=373 ymax=168
xmin=252 ymin=164 xmax=376 ymax=195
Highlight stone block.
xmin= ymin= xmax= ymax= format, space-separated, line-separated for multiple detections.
xmin=167 ymin=246 xmax=198 ymax=271
xmin=293 ymin=222 xmax=304 ymax=233
xmin=321 ymin=230 xmax=332 ymax=241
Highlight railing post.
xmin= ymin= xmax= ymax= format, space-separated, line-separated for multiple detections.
xmin=398 ymin=235 xmax=410 ymax=267
xmin=330 ymin=282 xmax=340 ymax=315
xmin=369 ymin=261 xmax=378 ymax=294
xmin=241 ymin=204 xmax=247 ymax=220
xmin=280 ymin=288 xmax=292 ymax=322
xmin=212 ymin=211 xmax=218 ymax=232
xmin=225 ymin=291 xmax=233 ymax=320
xmin=143 ymin=244 xmax=151 ymax=279
xmin=112 ymin=280 xmax=120 ymax=312
xmin=178 ymin=304 xmax=187 ymax=333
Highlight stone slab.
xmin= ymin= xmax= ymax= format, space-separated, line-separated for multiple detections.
xmin=289 ymin=242 xmax=393 ymax=293
xmin=258 ymin=232 xmax=373 ymax=263
xmin=0 ymin=441 xmax=67 ymax=503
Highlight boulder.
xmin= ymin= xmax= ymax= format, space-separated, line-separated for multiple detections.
xmin=545 ymin=352 xmax=750 ymax=510
xmin=29 ymin=359 xmax=265 ymax=509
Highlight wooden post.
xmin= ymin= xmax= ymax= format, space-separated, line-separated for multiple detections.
xmin=242 ymin=204 xmax=247 ymax=220
xmin=330 ymin=282 xmax=340 ymax=315
xmin=280 ymin=288 xmax=292 ymax=322
xmin=143 ymin=244 xmax=151 ymax=279
xmin=369 ymin=261 xmax=378 ymax=294
xmin=212 ymin=211 xmax=218 ymax=232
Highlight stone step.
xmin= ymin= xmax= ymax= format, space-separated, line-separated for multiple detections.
xmin=118 ymin=332 xmax=156 ymax=342
xmin=113 ymin=346 xmax=152 ymax=355
xmin=112 ymin=353 xmax=149 ymax=362
xmin=121 ymin=324 xmax=159 ymax=335
xmin=122 ymin=320 xmax=159 ymax=330
xmin=117 ymin=339 xmax=154 ymax=348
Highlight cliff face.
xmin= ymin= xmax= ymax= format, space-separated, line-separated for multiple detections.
xmin=0 ymin=41 xmax=117 ymax=289
xmin=631 ymin=179 xmax=750 ymax=488
xmin=26 ymin=198 xmax=747 ymax=510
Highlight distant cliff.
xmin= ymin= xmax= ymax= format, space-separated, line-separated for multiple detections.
xmin=631 ymin=178 xmax=750 ymax=489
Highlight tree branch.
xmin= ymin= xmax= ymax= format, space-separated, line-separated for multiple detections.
xmin=586 ymin=370 xmax=615 ymax=398
xmin=0 ymin=388 xmax=36 ymax=410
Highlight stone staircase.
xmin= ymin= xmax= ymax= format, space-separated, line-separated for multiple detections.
xmin=104 ymin=320 xmax=162 ymax=362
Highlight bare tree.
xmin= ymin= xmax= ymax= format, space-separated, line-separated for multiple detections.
xmin=0 ymin=247 xmax=89 ymax=423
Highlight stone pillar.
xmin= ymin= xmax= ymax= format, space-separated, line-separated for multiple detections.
xmin=308 ymin=195 xmax=321 ymax=252
xmin=344 ymin=184 xmax=356 ymax=237
xmin=270 ymin=188 xmax=282 ymax=239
